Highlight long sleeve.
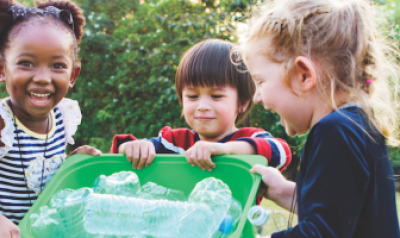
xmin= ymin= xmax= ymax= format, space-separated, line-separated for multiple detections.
xmin=110 ymin=134 xmax=137 ymax=153
xmin=110 ymin=127 xmax=197 ymax=154
xmin=233 ymin=128 xmax=292 ymax=171
xmin=273 ymin=108 xmax=399 ymax=238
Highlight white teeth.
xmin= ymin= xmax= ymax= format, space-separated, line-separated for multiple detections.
xmin=30 ymin=92 xmax=50 ymax=97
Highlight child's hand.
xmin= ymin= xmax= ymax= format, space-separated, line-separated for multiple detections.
xmin=69 ymin=145 xmax=101 ymax=157
xmin=0 ymin=214 xmax=20 ymax=238
xmin=119 ymin=140 xmax=155 ymax=170
xmin=250 ymin=165 xmax=289 ymax=200
xmin=250 ymin=165 xmax=296 ymax=213
xmin=186 ymin=141 xmax=227 ymax=171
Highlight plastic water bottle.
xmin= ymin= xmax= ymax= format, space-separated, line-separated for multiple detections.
xmin=31 ymin=187 xmax=93 ymax=238
xmin=84 ymin=177 xmax=232 ymax=238
xmin=140 ymin=181 xmax=186 ymax=201
xmin=31 ymin=206 xmax=66 ymax=238
xmin=247 ymin=206 xmax=288 ymax=236
xmin=212 ymin=198 xmax=243 ymax=238
xmin=93 ymin=171 xmax=141 ymax=197
xmin=51 ymin=187 xmax=93 ymax=237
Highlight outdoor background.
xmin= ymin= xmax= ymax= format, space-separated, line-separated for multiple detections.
xmin=2 ymin=0 xmax=400 ymax=227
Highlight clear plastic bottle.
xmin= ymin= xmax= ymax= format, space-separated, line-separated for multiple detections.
xmin=140 ymin=181 xmax=186 ymax=201
xmin=212 ymin=198 xmax=243 ymax=238
xmin=247 ymin=206 xmax=288 ymax=236
xmin=93 ymin=171 xmax=141 ymax=197
xmin=84 ymin=177 xmax=232 ymax=238
xmin=31 ymin=187 xmax=93 ymax=238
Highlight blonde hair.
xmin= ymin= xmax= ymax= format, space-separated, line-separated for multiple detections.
xmin=241 ymin=0 xmax=400 ymax=146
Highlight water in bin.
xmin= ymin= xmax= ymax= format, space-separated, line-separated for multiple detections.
xmin=30 ymin=171 xmax=242 ymax=238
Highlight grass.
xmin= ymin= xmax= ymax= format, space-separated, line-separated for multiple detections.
xmin=260 ymin=192 xmax=400 ymax=227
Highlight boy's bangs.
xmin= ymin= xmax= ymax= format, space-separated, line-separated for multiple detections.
xmin=180 ymin=41 xmax=236 ymax=89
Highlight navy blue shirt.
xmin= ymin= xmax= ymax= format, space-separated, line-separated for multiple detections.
xmin=273 ymin=106 xmax=400 ymax=238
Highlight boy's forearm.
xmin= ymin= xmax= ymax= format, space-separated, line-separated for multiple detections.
xmin=223 ymin=141 xmax=256 ymax=154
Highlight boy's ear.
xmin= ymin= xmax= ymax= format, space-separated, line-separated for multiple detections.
xmin=69 ymin=63 xmax=81 ymax=88
xmin=238 ymin=100 xmax=251 ymax=113
xmin=293 ymin=56 xmax=316 ymax=92
xmin=0 ymin=62 xmax=5 ymax=83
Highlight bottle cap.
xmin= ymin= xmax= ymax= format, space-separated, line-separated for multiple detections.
xmin=248 ymin=205 xmax=269 ymax=226
xmin=218 ymin=214 xmax=233 ymax=233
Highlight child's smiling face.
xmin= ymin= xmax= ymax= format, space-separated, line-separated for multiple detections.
xmin=182 ymin=85 xmax=241 ymax=141
xmin=244 ymin=42 xmax=314 ymax=136
xmin=0 ymin=23 xmax=79 ymax=120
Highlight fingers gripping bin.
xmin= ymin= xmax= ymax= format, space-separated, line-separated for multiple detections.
xmin=18 ymin=154 xmax=267 ymax=238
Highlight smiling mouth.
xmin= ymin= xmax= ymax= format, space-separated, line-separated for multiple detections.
xmin=196 ymin=117 xmax=214 ymax=120
xmin=29 ymin=92 xmax=51 ymax=104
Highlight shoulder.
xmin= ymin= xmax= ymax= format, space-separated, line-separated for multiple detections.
xmin=0 ymin=99 xmax=14 ymax=156
xmin=304 ymin=107 xmax=374 ymax=166
xmin=56 ymin=98 xmax=82 ymax=145
xmin=310 ymin=107 xmax=367 ymax=140
xmin=235 ymin=127 xmax=272 ymax=138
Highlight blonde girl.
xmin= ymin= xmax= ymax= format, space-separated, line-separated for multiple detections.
xmin=241 ymin=0 xmax=400 ymax=237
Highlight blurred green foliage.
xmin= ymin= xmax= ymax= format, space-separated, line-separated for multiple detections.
xmin=0 ymin=0 xmax=399 ymax=178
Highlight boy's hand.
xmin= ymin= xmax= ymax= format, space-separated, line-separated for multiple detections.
xmin=0 ymin=214 xmax=20 ymax=238
xmin=119 ymin=140 xmax=155 ymax=170
xmin=69 ymin=145 xmax=101 ymax=157
xmin=186 ymin=141 xmax=227 ymax=171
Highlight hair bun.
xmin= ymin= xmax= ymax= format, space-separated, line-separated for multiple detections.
xmin=36 ymin=0 xmax=85 ymax=42
xmin=0 ymin=0 xmax=19 ymax=45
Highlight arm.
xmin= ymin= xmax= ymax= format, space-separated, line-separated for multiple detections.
xmin=250 ymin=165 xmax=297 ymax=212
xmin=272 ymin=122 xmax=370 ymax=238
xmin=185 ymin=141 xmax=255 ymax=171
xmin=235 ymin=129 xmax=292 ymax=171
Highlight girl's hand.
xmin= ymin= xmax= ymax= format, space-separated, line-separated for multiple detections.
xmin=250 ymin=165 xmax=288 ymax=201
xmin=250 ymin=165 xmax=296 ymax=211
xmin=0 ymin=214 xmax=20 ymax=238
xmin=186 ymin=141 xmax=226 ymax=171
xmin=69 ymin=145 xmax=101 ymax=157
xmin=118 ymin=141 xmax=155 ymax=170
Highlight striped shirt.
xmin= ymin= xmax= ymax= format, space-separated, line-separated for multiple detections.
xmin=0 ymin=102 xmax=68 ymax=224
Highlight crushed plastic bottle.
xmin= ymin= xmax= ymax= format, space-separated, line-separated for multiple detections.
xmin=140 ymin=181 xmax=186 ymax=201
xmin=93 ymin=171 xmax=141 ymax=197
xmin=212 ymin=198 xmax=243 ymax=238
xmin=247 ymin=205 xmax=288 ymax=236
xmin=85 ymin=177 xmax=231 ymax=238
xmin=30 ymin=173 xmax=234 ymax=238
xmin=31 ymin=187 xmax=93 ymax=238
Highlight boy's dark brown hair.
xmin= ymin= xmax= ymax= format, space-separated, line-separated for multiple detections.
xmin=175 ymin=39 xmax=255 ymax=124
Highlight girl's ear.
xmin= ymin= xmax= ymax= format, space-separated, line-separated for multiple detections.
xmin=293 ymin=56 xmax=316 ymax=92
xmin=69 ymin=63 xmax=81 ymax=88
xmin=238 ymin=100 xmax=250 ymax=113
xmin=0 ymin=62 xmax=5 ymax=83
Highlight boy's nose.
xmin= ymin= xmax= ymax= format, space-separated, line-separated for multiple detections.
xmin=197 ymin=97 xmax=211 ymax=111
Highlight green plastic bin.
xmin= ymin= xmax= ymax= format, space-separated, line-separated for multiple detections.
xmin=18 ymin=154 xmax=267 ymax=238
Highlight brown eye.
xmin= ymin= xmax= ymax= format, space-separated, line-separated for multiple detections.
xmin=53 ymin=63 xmax=67 ymax=69
xmin=19 ymin=61 xmax=33 ymax=67
xmin=187 ymin=95 xmax=198 ymax=99
xmin=211 ymin=95 xmax=223 ymax=99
